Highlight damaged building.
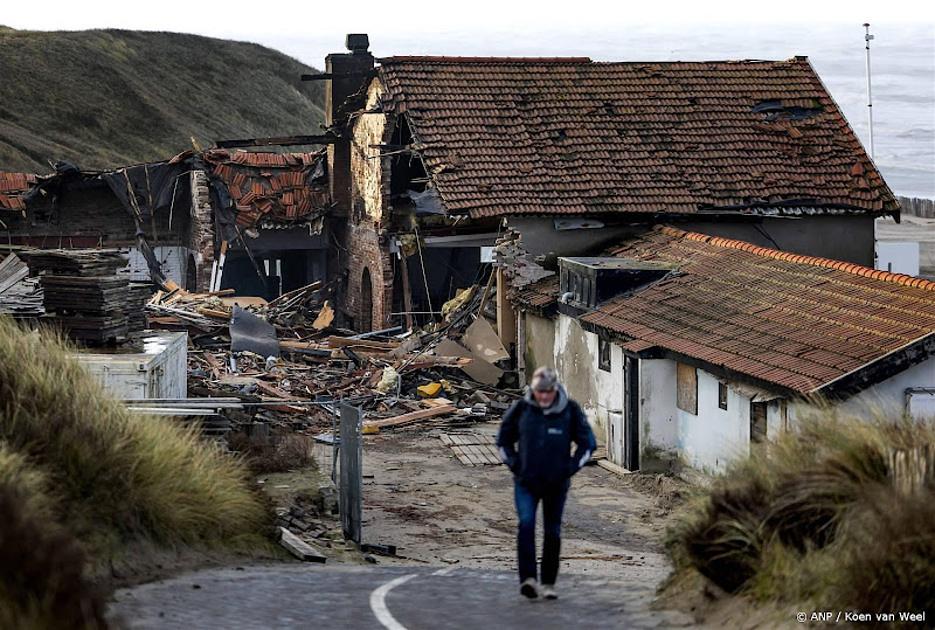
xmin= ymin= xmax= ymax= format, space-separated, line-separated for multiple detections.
xmin=0 ymin=149 xmax=331 ymax=297
xmin=322 ymin=36 xmax=898 ymax=336
xmin=513 ymin=226 xmax=935 ymax=472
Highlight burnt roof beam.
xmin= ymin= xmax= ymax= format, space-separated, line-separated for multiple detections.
xmin=214 ymin=134 xmax=339 ymax=149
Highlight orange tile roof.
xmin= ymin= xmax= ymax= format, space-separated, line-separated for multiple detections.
xmin=203 ymin=149 xmax=330 ymax=228
xmin=579 ymin=226 xmax=935 ymax=393
xmin=511 ymin=274 xmax=559 ymax=314
xmin=377 ymin=57 xmax=897 ymax=219
xmin=0 ymin=172 xmax=37 ymax=211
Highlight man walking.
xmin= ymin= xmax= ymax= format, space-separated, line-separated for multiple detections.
xmin=496 ymin=367 xmax=596 ymax=600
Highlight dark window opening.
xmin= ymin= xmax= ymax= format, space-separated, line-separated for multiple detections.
xmin=360 ymin=267 xmax=373 ymax=333
xmin=598 ymin=337 xmax=611 ymax=372
xmin=718 ymin=381 xmax=728 ymax=410
xmin=389 ymin=116 xmax=428 ymax=198
xmin=751 ymin=402 xmax=768 ymax=444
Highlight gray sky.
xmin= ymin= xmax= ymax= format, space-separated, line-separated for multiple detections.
xmin=4 ymin=0 xmax=935 ymax=196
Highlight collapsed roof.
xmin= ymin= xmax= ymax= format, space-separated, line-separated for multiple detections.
xmin=0 ymin=172 xmax=38 ymax=211
xmin=203 ymin=149 xmax=330 ymax=228
xmin=375 ymin=56 xmax=898 ymax=218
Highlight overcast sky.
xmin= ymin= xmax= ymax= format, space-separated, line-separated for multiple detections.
xmin=4 ymin=0 xmax=935 ymax=196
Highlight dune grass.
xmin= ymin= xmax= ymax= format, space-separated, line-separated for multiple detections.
xmin=666 ymin=405 xmax=935 ymax=622
xmin=0 ymin=316 xmax=272 ymax=627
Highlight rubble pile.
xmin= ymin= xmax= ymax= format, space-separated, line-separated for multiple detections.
xmin=144 ymin=278 xmax=520 ymax=443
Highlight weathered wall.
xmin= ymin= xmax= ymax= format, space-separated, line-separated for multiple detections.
xmin=640 ymin=358 xmax=759 ymax=473
xmin=189 ymin=169 xmax=215 ymax=291
xmin=523 ymin=313 xmax=556 ymax=377
xmin=680 ymin=215 xmax=877 ymax=267
xmin=676 ymin=368 xmax=752 ymax=473
xmin=507 ymin=215 xmax=876 ymax=267
xmin=350 ymin=80 xmax=391 ymax=224
xmin=342 ymin=78 xmax=396 ymax=329
xmin=639 ymin=359 xmax=678 ymax=461
xmin=836 ymin=358 xmax=935 ymax=419
xmin=553 ymin=314 xmax=622 ymax=444
xmin=343 ymin=223 xmax=394 ymax=331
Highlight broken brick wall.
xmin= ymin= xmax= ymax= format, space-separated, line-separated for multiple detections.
xmin=340 ymin=78 xmax=397 ymax=330
xmin=344 ymin=222 xmax=394 ymax=331
xmin=189 ymin=168 xmax=215 ymax=291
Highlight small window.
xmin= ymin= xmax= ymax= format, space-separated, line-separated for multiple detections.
xmin=718 ymin=382 xmax=728 ymax=410
xmin=676 ymin=362 xmax=697 ymax=415
xmin=598 ymin=337 xmax=612 ymax=372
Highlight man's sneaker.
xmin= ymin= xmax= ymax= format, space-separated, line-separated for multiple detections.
xmin=540 ymin=584 xmax=558 ymax=600
xmin=520 ymin=578 xmax=539 ymax=599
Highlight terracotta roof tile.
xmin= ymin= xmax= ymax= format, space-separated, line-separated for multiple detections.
xmin=510 ymin=275 xmax=559 ymax=314
xmin=0 ymin=172 xmax=38 ymax=211
xmin=203 ymin=149 xmax=330 ymax=228
xmin=376 ymin=57 xmax=897 ymax=218
xmin=579 ymin=227 xmax=935 ymax=393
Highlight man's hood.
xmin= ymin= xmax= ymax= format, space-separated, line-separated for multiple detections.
xmin=524 ymin=382 xmax=569 ymax=415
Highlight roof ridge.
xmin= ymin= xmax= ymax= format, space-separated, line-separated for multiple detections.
xmin=378 ymin=56 xmax=805 ymax=66
xmin=658 ymin=226 xmax=935 ymax=292
xmin=379 ymin=56 xmax=592 ymax=64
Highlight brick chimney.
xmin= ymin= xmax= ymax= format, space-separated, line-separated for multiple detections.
xmin=326 ymin=34 xmax=375 ymax=214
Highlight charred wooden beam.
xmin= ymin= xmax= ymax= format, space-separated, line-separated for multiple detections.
xmin=214 ymin=134 xmax=339 ymax=149
xmin=301 ymin=70 xmax=375 ymax=81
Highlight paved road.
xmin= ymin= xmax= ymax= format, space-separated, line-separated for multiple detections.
xmin=110 ymin=564 xmax=694 ymax=629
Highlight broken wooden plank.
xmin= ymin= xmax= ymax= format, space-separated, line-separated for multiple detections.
xmin=327 ymin=336 xmax=399 ymax=351
xmin=362 ymin=405 xmax=455 ymax=431
xmin=278 ymin=527 xmax=326 ymax=563
xmin=596 ymin=459 xmax=632 ymax=477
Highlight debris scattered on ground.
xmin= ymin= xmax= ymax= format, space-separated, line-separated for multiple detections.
xmin=167 ymin=276 xmax=521 ymax=450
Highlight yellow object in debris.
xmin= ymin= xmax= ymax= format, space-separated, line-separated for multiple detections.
xmin=362 ymin=424 xmax=380 ymax=435
xmin=375 ymin=366 xmax=400 ymax=394
xmin=441 ymin=286 xmax=476 ymax=320
xmin=439 ymin=379 xmax=455 ymax=394
xmin=417 ymin=382 xmax=443 ymax=398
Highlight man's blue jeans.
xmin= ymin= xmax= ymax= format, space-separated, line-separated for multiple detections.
xmin=514 ymin=479 xmax=569 ymax=585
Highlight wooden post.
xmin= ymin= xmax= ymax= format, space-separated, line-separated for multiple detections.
xmin=398 ymin=252 xmax=414 ymax=330
xmin=496 ymin=267 xmax=516 ymax=351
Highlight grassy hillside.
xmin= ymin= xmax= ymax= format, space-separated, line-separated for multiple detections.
xmin=0 ymin=28 xmax=326 ymax=172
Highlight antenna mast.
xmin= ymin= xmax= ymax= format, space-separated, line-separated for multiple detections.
xmin=863 ymin=22 xmax=875 ymax=159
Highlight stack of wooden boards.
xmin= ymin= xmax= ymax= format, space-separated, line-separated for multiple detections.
xmin=0 ymin=253 xmax=44 ymax=318
xmin=26 ymin=249 xmax=136 ymax=344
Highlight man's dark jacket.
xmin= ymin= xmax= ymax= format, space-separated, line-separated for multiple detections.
xmin=496 ymin=384 xmax=597 ymax=491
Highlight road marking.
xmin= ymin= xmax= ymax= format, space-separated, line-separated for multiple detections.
xmin=431 ymin=566 xmax=458 ymax=576
xmin=370 ymin=573 xmax=417 ymax=630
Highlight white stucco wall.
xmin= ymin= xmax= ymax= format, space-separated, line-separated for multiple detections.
xmin=553 ymin=314 xmax=623 ymax=444
xmin=639 ymin=359 xmax=678 ymax=456
xmin=521 ymin=309 xmax=934 ymax=476
xmin=835 ymin=358 xmax=935 ymax=419
xmin=675 ymin=368 xmax=752 ymax=473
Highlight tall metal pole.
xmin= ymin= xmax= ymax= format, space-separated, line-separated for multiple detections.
xmin=863 ymin=22 xmax=875 ymax=159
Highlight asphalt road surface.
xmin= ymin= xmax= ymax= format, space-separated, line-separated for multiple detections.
xmin=110 ymin=564 xmax=695 ymax=629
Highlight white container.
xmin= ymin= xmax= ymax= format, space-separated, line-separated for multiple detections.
xmin=73 ymin=331 xmax=188 ymax=400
